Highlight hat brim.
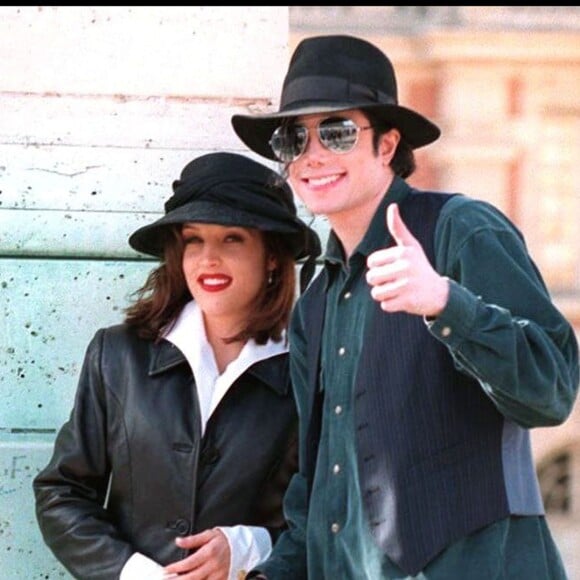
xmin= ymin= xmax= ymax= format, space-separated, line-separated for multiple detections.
xmin=232 ymin=103 xmax=440 ymax=162
xmin=129 ymin=200 xmax=316 ymax=260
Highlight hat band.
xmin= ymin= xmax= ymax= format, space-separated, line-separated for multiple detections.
xmin=281 ymin=75 xmax=397 ymax=111
xmin=166 ymin=176 xmax=300 ymax=230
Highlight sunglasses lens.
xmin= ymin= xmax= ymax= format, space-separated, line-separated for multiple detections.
xmin=270 ymin=125 xmax=308 ymax=162
xmin=318 ymin=119 xmax=359 ymax=153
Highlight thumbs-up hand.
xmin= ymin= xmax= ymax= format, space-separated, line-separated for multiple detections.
xmin=366 ymin=203 xmax=449 ymax=317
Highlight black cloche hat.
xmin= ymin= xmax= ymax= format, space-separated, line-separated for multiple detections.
xmin=232 ymin=34 xmax=441 ymax=161
xmin=129 ymin=152 xmax=321 ymax=289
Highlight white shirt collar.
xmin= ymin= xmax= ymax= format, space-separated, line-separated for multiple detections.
xmin=163 ymin=301 xmax=288 ymax=435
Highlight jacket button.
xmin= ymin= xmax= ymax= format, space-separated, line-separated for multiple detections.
xmin=175 ymin=519 xmax=190 ymax=535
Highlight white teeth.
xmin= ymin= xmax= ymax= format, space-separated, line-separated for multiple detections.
xmin=308 ymin=175 xmax=340 ymax=187
xmin=204 ymin=277 xmax=226 ymax=286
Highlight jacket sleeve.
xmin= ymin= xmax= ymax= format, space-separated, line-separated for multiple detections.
xmin=258 ymin=425 xmax=300 ymax=544
xmin=247 ymin=305 xmax=311 ymax=579
xmin=430 ymin=196 xmax=579 ymax=428
xmin=32 ymin=328 xmax=135 ymax=580
xmin=249 ymin=472 xmax=309 ymax=579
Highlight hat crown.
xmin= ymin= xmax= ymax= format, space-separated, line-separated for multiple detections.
xmin=230 ymin=34 xmax=441 ymax=161
xmin=128 ymin=152 xmax=321 ymax=268
xmin=167 ymin=151 xmax=296 ymax=215
xmin=280 ymin=35 xmax=398 ymax=111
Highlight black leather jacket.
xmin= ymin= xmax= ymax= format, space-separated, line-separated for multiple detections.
xmin=33 ymin=323 xmax=298 ymax=580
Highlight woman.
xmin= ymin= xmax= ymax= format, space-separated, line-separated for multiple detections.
xmin=33 ymin=152 xmax=321 ymax=580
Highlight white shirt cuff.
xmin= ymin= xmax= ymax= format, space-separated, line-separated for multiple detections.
xmin=218 ymin=525 xmax=272 ymax=580
xmin=119 ymin=552 xmax=168 ymax=580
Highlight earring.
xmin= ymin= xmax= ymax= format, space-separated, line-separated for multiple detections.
xmin=268 ymin=270 xmax=274 ymax=286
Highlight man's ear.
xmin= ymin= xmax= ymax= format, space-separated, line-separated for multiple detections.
xmin=380 ymin=128 xmax=401 ymax=165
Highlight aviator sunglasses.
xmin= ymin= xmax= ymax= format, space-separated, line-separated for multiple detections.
xmin=269 ymin=117 xmax=374 ymax=163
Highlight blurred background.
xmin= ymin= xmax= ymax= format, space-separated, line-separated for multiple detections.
xmin=0 ymin=6 xmax=578 ymax=578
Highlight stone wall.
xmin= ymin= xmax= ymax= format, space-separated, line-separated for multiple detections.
xmin=0 ymin=7 xmax=289 ymax=578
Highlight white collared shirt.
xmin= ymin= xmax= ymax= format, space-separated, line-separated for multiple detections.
xmin=165 ymin=300 xmax=287 ymax=435
xmin=121 ymin=300 xmax=288 ymax=580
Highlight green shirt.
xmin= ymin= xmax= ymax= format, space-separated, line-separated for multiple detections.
xmin=255 ymin=178 xmax=578 ymax=579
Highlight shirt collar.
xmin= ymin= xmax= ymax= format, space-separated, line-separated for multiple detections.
xmin=324 ymin=175 xmax=410 ymax=266
xmin=157 ymin=301 xmax=287 ymax=434
xmin=162 ymin=300 xmax=289 ymax=390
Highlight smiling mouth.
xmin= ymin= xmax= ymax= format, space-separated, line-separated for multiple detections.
xmin=306 ymin=174 xmax=342 ymax=187
xmin=198 ymin=275 xmax=232 ymax=292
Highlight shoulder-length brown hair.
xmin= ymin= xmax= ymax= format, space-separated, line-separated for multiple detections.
xmin=124 ymin=225 xmax=296 ymax=345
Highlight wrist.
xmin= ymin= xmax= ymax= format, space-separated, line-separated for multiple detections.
xmin=430 ymin=275 xmax=450 ymax=318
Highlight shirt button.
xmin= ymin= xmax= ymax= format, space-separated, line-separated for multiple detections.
xmin=334 ymin=405 xmax=343 ymax=415
xmin=338 ymin=347 xmax=346 ymax=356
xmin=344 ymin=291 xmax=352 ymax=300
xmin=331 ymin=522 xmax=340 ymax=533
xmin=333 ymin=464 xmax=341 ymax=475
xmin=441 ymin=326 xmax=452 ymax=338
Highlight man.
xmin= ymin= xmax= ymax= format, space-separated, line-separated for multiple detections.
xmin=231 ymin=35 xmax=579 ymax=579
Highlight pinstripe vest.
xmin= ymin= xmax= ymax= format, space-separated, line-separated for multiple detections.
xmin=298 ymin=189 xmax=520 ymax=575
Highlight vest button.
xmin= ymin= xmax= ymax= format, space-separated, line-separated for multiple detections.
xmin=331 ymin=522 xmax=340 ymax=533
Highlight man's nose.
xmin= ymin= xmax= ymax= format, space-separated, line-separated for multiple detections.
xmin=302 ymin=126 xmax=327 ymax=157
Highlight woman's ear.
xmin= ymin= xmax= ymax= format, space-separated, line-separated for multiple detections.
xmin=267 ymin=255 xmax=278 ymax=271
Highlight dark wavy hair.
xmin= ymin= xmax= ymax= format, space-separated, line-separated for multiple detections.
xmin=363 ymin=109 xmax=416 ymax=178
xmin=124 ymin=225 xmax=296 ymax=345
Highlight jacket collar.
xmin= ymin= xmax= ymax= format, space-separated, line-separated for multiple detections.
xmin=149 ymin=339 xmax=188 ymax=376
xmin=148 ymin=334 xmax=290 ymax=397
xmin=249 ymin=352 xmax=290 ymax=395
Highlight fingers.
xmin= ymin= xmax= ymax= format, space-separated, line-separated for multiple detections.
xmin=164 ymin=528 xmax=230 ymax=579
xmin=386 ymin=203 xmax=418 ymax=248
xmin=174 ymin=528 xmax=217 ymax=550
xmin=367 ymin=203 xmax=416 ymax=270
xmin=366 ymin=203 xmax=449 ymax=317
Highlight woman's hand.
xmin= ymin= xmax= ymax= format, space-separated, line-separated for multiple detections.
xmin=163 ymin=528 xmax=230 ymax=580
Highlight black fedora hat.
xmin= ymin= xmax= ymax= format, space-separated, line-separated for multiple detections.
xmin=129 ymin=152 xmax=321 ymax=267
xmin=232 ymin=34 xmax=440 ymax=161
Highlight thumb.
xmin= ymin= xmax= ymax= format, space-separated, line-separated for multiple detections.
xmin=387 ymin=203 xmax=416 ymax=246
